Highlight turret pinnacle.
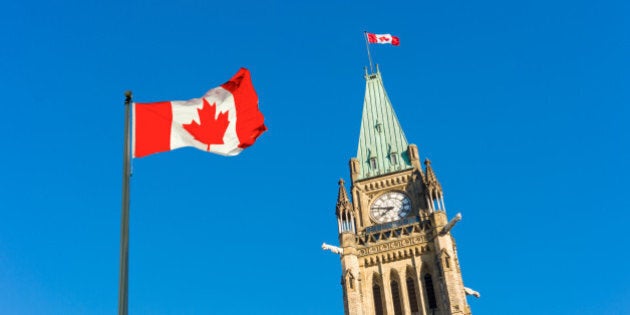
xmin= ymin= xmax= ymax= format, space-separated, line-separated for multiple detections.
xmin=424 ymin=158 xmax=442 ymax=191
xmin=355 ymin=66 xmax=412 ymax=180
xmin=336 ymin=178 xmax=355 ymax=234
xmin=336 ymin=178 xmax=351 ymax=215
xmin=424 ymin=158 xmax=446 ymax=212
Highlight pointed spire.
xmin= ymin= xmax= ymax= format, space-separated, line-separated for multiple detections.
xmin=337 ymin=178 xmax=350 ymax=208
xmin=336 ymin=179 xmax=352 ymax=216
xmin=424 ymin=158 xmax=441 ymax=190
xmin=355 ymin=67 xmax=412 ymax=180
xmin=424 ymin=158 xmax=446 ymax=212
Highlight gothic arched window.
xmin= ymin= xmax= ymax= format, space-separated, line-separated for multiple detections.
xmin=406 ymin=277 xmax=419 ymax=313
xmin=423 ymin=274 xmax=438 ymax=310
xmin=391 ymin=280 xmax=403 ymax=315
xmin=373 ymin=283 xmax=384 ymax=315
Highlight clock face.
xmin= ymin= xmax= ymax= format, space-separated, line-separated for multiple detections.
xmin=370 ymin=191 xmax=412 ymax=223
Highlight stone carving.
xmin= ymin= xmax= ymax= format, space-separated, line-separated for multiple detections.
xmin=322 ymin=242 xmax=343 ymax=255
xmin=464 ymin=287 xmax=481 ymax=298
xmin=357 ymin=236 xmax=427 ymax=257
xmin=440 ymin=212 xmax=462 ymax=235
xmin=363 ymin=174 xmax=410 ymax=192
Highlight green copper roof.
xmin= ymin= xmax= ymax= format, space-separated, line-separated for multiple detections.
xmin=355 ymin=67 xmax=412 ymax=180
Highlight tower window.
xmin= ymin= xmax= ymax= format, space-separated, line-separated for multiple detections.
xmin=370 ymin=157 xmax=378 ymax=170
xmin=375 ymin=120 xmax=383 ymax=133
xmin=406 ymin=277 xmax=419 ymax=313
xmin=391 ymin=152 xmax=398 ymax=165
xmin=391 ymin=280 xmax=403 ymax=315
xmin=424 ymin=274 xmax=438 ymax=309
xmin=373 ymin=284 xmax=384 ymax=315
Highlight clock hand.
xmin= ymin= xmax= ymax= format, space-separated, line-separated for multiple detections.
xmin=373 ymin=206 xmax=394 ymax=210
xmin=373 ymin=206 xmax=395 ymax=217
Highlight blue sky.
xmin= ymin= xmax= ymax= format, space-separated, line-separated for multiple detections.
xmin=0 ymin=0 xmax=628 ymax=314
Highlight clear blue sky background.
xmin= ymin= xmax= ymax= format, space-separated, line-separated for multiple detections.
xmin=1 ymin=0 xmax=628 ymax=314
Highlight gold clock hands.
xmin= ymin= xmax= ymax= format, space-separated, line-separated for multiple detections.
xmin=372 ymin=206 xmax=394 ymax=210
xmin=373 ymin=206 xmax=394 ymax=215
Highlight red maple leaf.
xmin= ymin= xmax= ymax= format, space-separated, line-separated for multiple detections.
xmin=183 ymin=98 xmax=230 ymax=151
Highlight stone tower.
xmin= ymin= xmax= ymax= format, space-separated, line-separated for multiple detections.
xmin=325 ymin=66 xmax=473 ymax=315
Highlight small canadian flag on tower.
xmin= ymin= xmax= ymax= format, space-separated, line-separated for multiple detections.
xmin=132 ymin=68 xmax=267 ymax=158
xmin=366 ymin=33 xmax=400 ymax=46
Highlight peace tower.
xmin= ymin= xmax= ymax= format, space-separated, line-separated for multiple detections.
xmin=323 ymin=65 xmax=475 ymax=315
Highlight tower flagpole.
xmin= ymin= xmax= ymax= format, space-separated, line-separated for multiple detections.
xmin=363 ymin=31 xmax=374 ymax=74
xmin=118 ymin=90 xmax=132 ymax=315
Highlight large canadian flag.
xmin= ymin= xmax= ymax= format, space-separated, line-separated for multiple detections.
xmin=133 ymin=68 xmax=267 ymax=158
xmin=367 ymin=33 xmax=400 ymax=46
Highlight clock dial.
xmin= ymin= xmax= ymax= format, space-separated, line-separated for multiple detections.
xmin=370 ymin=191 xmax=412 ymax=223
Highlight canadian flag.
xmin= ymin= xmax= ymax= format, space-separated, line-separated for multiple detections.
xmin=133 ymin=68 xmax=267 ymax=158
xmin=367 ymin=33 xmax=400 ymax=46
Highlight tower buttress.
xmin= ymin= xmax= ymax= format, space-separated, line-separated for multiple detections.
xmin=430 ymin=210 xmax=470 ymax=314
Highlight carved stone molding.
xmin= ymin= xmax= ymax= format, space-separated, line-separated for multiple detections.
xmin=359 ymin=172 xmax=413 ymax=193
xmin=357 ymin=235 xmax=428 ymax=257
xmin=361 ymin=243 xmax=432 ymax=267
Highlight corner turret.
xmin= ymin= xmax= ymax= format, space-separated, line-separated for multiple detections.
xmin=424 ymin=158 xmax=446 ymax=212
xmin=336 ymin=179 xmax=356 ymax=234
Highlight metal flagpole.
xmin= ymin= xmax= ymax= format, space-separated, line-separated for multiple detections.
xmin=118 ymin=90 xmax=132 ymax=315
xmin=364 ymin=31 xmax=374 ymax=74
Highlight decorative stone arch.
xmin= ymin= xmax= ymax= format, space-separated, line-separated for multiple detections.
xmin=405 ymin=265 xmax=417 ymax=277
xmin=419 ymin=260 xmax=435 ymax=276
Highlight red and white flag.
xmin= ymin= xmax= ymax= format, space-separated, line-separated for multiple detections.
xmin=133 ymin=68 xmax=267 ymax=158
xmin=367 ymin=33 xmax=400 ymax=46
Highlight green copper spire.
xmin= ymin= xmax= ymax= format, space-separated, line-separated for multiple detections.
xmin=355 ymin=66 xmax=412 ymax=180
